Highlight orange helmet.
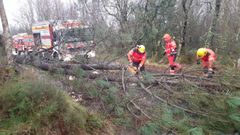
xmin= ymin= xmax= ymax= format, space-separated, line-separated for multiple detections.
xmin=163 ymin=34 xmax=171 ymax=42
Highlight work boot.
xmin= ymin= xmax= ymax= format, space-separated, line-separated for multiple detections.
xmin=169 ymin=69 xmax=176 ymax=75
xmin=203 ymin=73 xmax=208 ymax=77
xmin=207 ymin=69 xmax=214 ymax=78
xmin=207 ymin=73 xmax=213 ymax=78
xmin=176 ymin=64 xmax=182 ymax=72
xmin=203 ymin=72 xmax=213 ymax=78
xmin=203 ymin=67 xmax=208 ymax=74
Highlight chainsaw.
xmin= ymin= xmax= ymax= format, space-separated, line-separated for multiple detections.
xmin=127 ymin=65 xmax=139 ymax=75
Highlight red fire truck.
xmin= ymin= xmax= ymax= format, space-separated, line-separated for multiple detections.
xmin=32 ymin=20 xmax=94 ymax=49
xmin=53 ymin=20 xmax=94 ymax=51
xmin=31 ymin=20 xmax=95 ymax=60
xmin=12 ymin=33 xmax=34 ymax=55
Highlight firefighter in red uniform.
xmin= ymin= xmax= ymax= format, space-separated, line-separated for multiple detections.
xmin=163 ymin=34 xmax=182 ymax=74
xmin=196 ymin=48 xmax=216 ymax=78
xmin=128 ymin=45 xmax=146 ymax=72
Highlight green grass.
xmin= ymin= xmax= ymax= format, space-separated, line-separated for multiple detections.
xmin=0 ymin=76 xmax=104 ymax=135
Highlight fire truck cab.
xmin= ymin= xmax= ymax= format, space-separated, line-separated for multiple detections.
xmin=53 ymin=20 xmax=94 ymax=51
xmin=32 ymin=21 xmax=54 ymax=49
xmin=12 ymin=33 xmax=34 ymax=55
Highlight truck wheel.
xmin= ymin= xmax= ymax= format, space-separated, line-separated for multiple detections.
xmin=12 ymin=49 xmax=18 ymax=55
xmin=53 ymin=52 xmax=59 ymax=60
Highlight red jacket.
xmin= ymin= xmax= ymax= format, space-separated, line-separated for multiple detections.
xmin=165 ymin=40 xmax=177 ymax=55
xmin=128 ymin=48 xmax=146 ymax=66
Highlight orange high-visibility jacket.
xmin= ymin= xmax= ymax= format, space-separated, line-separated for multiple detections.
xmin=165 ymin=40 xmax=177 ymax=55
xmin=128 ymin=48 xmax=146 ymax=67
xmin=201 ymin=48 xmax=216 ymax=62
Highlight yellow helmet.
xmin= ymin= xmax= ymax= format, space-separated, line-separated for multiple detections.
xmin=197 ymin=48 xmax=207 ymax=58
xmin=138 ymin=45 xmax=145 ymax=53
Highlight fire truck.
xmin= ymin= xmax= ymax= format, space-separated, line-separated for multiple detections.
xmin=12 ymin=33 xmax=34 ymax=55
xmin=31 ymin=20 xmax=95 ymax=61
xmin=54 ymin=20 xmax=94 ymax=51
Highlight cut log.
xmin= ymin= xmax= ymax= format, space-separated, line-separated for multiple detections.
xmin=30 ymin=61 xmax=124 ymax=71
xmin=24 ymin=61 xmax=224 ymax=89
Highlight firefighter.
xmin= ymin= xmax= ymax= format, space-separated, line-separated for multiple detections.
xmin=163 ymin=34 xmax=182 ymax=74
xmin=196 ymin=48 xmax=216 ymax=78
xmin=127 ymin=45 xmax=146 ymax=72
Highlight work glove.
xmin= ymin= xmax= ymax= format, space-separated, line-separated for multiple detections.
xmin=129 ymin=62 xmax=133 ymax=66
xmin=137 ymin=66 xmax=142 ymax=71
xmin=170 ymin=51 xmax=177 ymax=56
xmin=196 ymin=60 xmax=200 ymax=65
xmin=163 ymin=52 xmax=166 ymax=56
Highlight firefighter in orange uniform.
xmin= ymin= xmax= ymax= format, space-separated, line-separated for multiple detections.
xmin=128 ymin=45 xmax=146 ymax=72
xmin=163 ymin=34 xmax=182 ymax=74
xmin=196 ymin=48 xmax=216 ymax=77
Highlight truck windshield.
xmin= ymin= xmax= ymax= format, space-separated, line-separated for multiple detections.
xmin=62 ymin=28 xmax=93 ymax=42
xmin=23 ymin=38 xmax=33 ymax=43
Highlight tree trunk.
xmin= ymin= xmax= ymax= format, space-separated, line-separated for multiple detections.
xmin=0 ymin=0 xmax=13 ymax=64
xmin=179 ymin=0 xmax=193 ymax=56
xmin=209 ymin=0 xmax=222 ymax=49
xmin=0 ymin=34 xmax=5 ymax=56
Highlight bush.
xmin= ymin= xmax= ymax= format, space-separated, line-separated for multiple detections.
xmin=178 ymin=50 xmax=195 ymax=64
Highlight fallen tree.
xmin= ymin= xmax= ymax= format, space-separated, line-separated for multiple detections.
xmin=14 ymin=54 xmax=239 ymax=92
xmin=15 ymin=60 xmax=226 ymax=91
xmin=13 ymin=54 xmax=240 ymax=134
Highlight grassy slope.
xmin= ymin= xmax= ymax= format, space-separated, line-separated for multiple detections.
xmin=1 ymin=58 xmax=240 ymax=135
xmin=0 ymin=68 xmax=114 ymax=135
xmin=64 ymin=61 xmax=240 ymax=134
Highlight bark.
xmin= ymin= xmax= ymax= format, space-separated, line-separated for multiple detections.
xmin=209 ymin=0 xmax=222 ymax=49
xmin=0 ymin=34 xmax=5 ymax=56
xmin=33 ymin=62 xmax=123 ymax=71
xmin=179 ymin=0 xmax=193 ymax=56
xmin=0 ymin=0 xmax=13 ymax=64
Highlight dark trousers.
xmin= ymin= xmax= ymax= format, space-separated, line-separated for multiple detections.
xmin=132 ymin=62 xmax=145 ymax=71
